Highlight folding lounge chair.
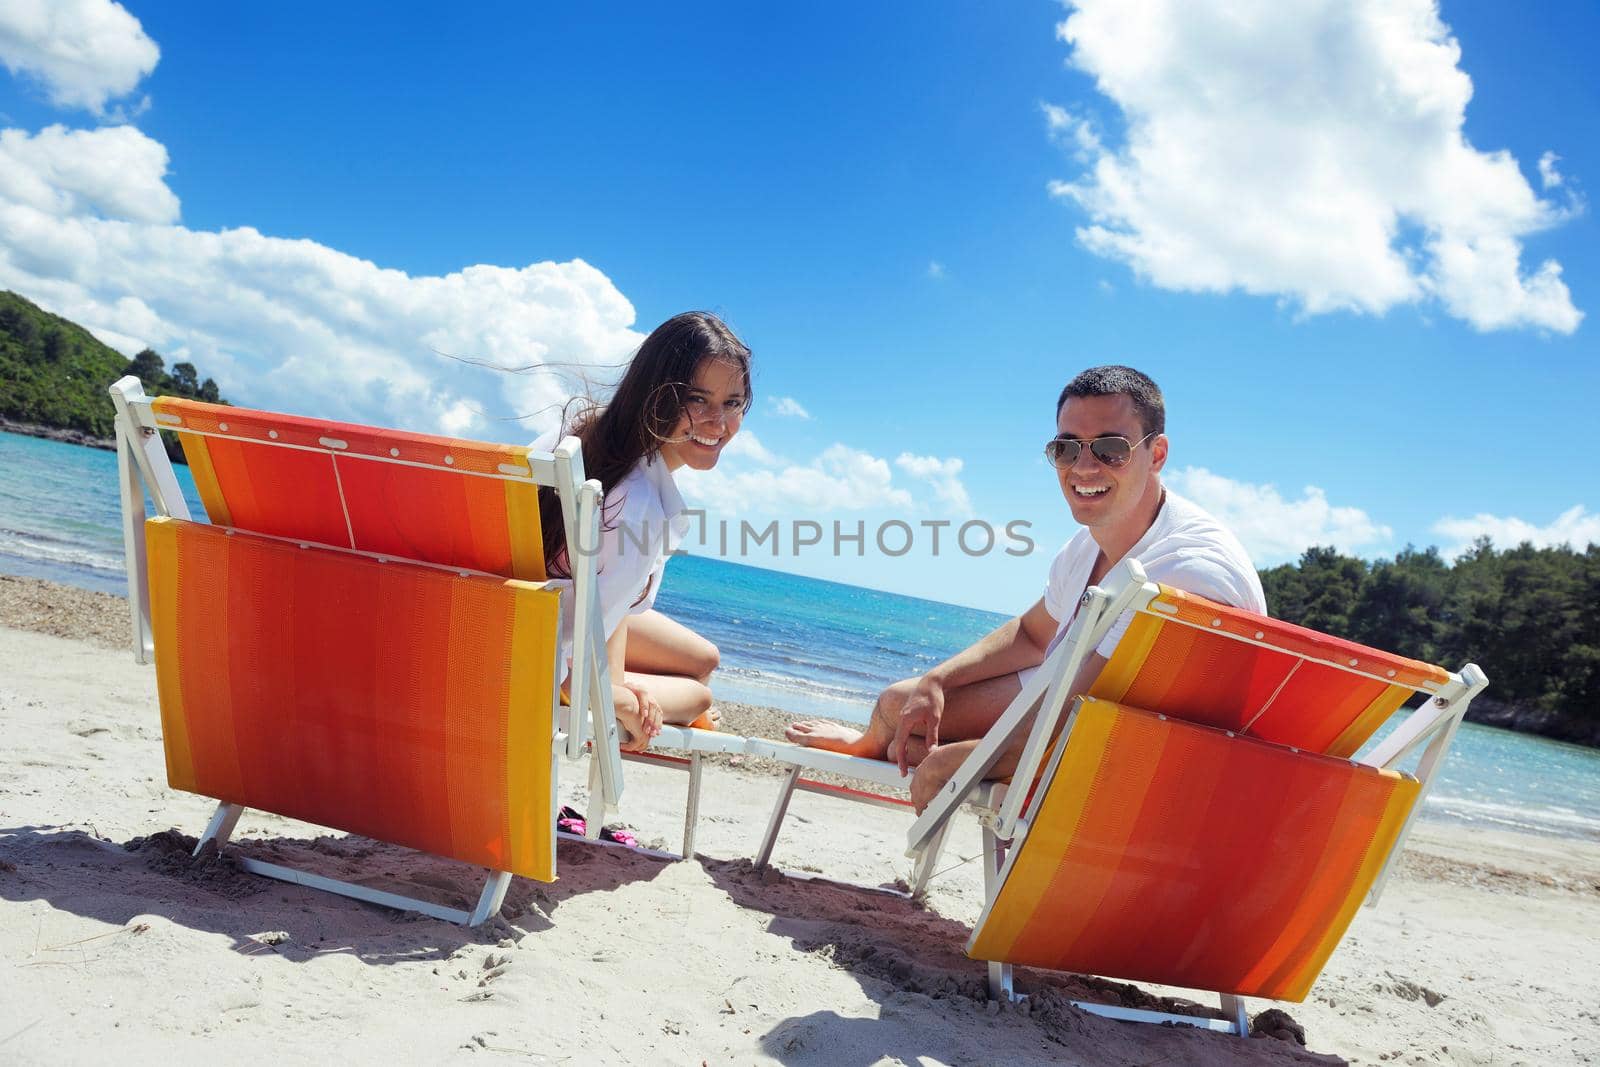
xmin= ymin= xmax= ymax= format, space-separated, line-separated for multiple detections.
xmin=109 ymin=376 xmax=633 ymax=924
xmin=905 ymin=559 xmax=1488 ymax=1034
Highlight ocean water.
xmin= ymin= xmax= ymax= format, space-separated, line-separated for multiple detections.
xmin=2 ymin=427 xmax=1597 ymax=843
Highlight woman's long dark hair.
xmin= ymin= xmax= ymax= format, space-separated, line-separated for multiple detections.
xmin=539 ymin=311 xmax=752 ymax=578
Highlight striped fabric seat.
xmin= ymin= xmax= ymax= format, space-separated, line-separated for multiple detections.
xmin=146 ymin=517 xmax=561 ymax=882
xmin=969 ymin=698 xmax=1419 ymax=1002
xmin=1088 ymin=584 xmax=1451 ymax=757
xmin=149 ymin=396 xmax=547 ymax=578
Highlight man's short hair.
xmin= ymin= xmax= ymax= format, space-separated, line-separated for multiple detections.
xmin=1057 ymin=365 xmax=1165 ymax=438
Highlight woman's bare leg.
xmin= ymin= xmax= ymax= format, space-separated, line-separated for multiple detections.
xmin=622 ymin=670 xmax=717 ymax=727
xmin=624 ymin=609 xmax=719 ymax=683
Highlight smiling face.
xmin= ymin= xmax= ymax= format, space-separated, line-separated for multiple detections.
xmin=1055 ymin=393 xmax=1168 ymax=541
xmin=657 ymin=357 xmax=747 ymax=471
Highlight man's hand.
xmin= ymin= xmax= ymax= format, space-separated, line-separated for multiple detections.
xmin=893 ymin=675 xmax=946 ymax=776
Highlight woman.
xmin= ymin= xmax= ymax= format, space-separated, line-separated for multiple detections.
xmin=533 ymin=311 xmax=751 ymax=751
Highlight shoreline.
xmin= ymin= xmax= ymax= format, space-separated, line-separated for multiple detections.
xmin=5 ymin=565 xmax=1595 ymax=757
xmin=0 ymin=416 xmax=116 ymax=453
xmin=1 ymin=427 xmax=1594 ymax=748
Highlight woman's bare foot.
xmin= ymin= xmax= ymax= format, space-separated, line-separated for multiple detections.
xmin=783 ymin=719 xmax=865 ymax=751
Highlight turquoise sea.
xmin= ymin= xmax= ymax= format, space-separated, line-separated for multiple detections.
xmin=2 ymin=427 xmax=1597 ymax=842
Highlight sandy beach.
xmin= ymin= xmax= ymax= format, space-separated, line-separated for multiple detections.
xmin=3 ymin=575 xmax=1598 ymax=1066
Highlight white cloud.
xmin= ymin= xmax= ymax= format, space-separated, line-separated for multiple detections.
xmin=1048 ymin=0 xmax=1582 ymax=334
xmin=767 ymin=395 xmax=811 ymax=419
xmin=0 ymin=0 xmax=158 ymax=115
xmin=1042 ymin=101 xmax=1102 ymax=161
xmin=1538 ymin=151 xmax=1564 ymax=190
xmin=722 ymin=429 xmax=781 ymax=467
xmin=895 ymin=452 xmax=973 ymax=515
xmin=1432 ymin=505 xmax=1600 ymax=557
xmin=1165 ymin=466 xmax=1391 ymax=564
xmin=0 ymin=125 xmax=644 ymax=437
xmin=927 ymin=260 xmax=947 ymax=280
xmin=0 ymin=124 xmax=177 ymax=223
xmin=676 ymin=444 xmax=914 ymax=516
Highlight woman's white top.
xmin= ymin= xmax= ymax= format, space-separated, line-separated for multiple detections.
xmin=531 ymin=430 xmax=691 ymax=666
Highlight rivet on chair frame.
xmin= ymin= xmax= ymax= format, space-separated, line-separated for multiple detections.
xmin=1226 ymin=731 xmax=1235 ymax=738
xmin=1254 ymin=630 xmax=1264 ymax=639
xmin=1349 ymin=658 xmax=1359 ymax=667
xmin=268 ymin=429 xmax=279 ymax=439
xmin=218 ymin=422 xmax=229 ymax=432
xmin=1387 ymin=669 xmax=1397 ymax=678
xmin=444 ymin=455 xmax=455 ymax=465
xmin=1211 ymin=618 xmax=1222 ymax=627
xmin=390 ymin=448 xmax=400 ymax=457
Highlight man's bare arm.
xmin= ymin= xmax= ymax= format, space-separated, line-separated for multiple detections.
xmin=891 ymin=598 xmax=1059 ymax=772
xmin=909 ymin=648 xmax=1110 ymax=811
xmin=925 ymin=597 xmax=1058 ymax=689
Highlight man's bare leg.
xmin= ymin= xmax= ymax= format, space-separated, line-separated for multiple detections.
xmin=785 ymin=673 xmax=1022 ymax=760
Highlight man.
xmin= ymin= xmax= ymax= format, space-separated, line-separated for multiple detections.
xmin=784 ymin=365 xmax=1266 ymax=810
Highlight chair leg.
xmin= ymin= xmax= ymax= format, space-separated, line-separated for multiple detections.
xmin=754 ymin=765 xmax=801 ymax=869
xmin=1219 ymin=993 xmax=1249 ymax=1035
xmin=468 ymin=871 xmax=514 ymax=926
xmin=981 ymin=823 xmax=1015 ymax=1000
xmin=194 ymin=801 xmax=244 ymax=855
xmin=908 ymin=814 xmax=953 ymax=900
xmin=584 ymin=757 xmax=604 ymax=840
xmin=682 ymin=752 xmax=703 ymax=859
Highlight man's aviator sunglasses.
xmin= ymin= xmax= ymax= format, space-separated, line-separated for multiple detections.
xmin=1044 ymin=431 xmax=1155 ymax=470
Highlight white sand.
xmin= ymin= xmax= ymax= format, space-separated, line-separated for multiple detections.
xmin=3 ymin=621 xmax=1598 ymax=1066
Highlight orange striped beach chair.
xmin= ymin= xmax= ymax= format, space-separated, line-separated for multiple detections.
xmin=109 ymin=375 xmax=628 ymax=924
xmin=905 ymin=559 xmax=1487 ymax=1034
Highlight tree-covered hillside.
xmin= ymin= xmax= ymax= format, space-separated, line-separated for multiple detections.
xmin=0 ymin=290 xmax=226 ymax=455
xmin=1262 ymin=542 xmax=1600 ymax=745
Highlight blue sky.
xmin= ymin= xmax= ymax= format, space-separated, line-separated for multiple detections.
xmin=1 ymin=1 xmax=1595 ymax=612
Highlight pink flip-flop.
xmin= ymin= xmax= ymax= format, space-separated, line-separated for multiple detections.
xmin=599 ymin=826 xmax=638 ymax=847
xmin=556 ymin=805 xmax=586 ymax=836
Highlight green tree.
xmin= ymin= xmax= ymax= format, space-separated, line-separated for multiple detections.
xmin=1350 ymin=545 xmax=1446 ymax=661
xmin=171 ymin=361 xmax=200 ymax=394
xmin=1287 ymin=546 xmax=1368 ymax=636
xmin=42 ymin=327 xmax=66 ymax=362
xmin=127 ymin=348 xmax=166 ymax=388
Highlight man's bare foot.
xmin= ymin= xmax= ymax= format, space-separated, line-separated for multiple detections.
xmin=783 ymin=719 xmax=865 ymax=752
xmin=910 ymin=740 xmax=976 ymax=813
